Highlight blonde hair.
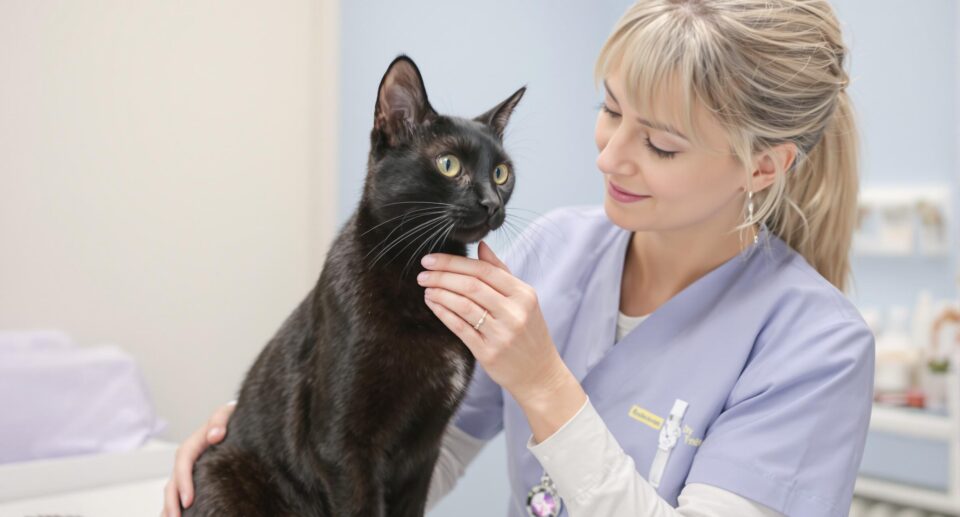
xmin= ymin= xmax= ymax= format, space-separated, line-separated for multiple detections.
xmin=596 ymin=0 xmax=859 ymax=292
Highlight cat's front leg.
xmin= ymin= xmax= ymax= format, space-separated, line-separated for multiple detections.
xmin=333 ymin=459 xmax=387 ymax=517
xmin=385 ymin=454 xmax=438 ymax=517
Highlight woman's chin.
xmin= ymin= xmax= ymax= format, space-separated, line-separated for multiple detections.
xmin=603 ymin=196 xmax=652 ymax=232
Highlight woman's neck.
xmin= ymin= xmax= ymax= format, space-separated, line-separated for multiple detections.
xmin=620 ymin=217 xmax=757 ymax=317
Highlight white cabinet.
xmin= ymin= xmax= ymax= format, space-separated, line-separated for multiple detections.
xmin=855 ymin=352 xmax=960 ymax=516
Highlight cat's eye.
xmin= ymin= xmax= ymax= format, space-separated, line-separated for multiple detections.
xmin=493 ymin=164 xmax=510 ymax=185
xmin=436 ymin=154 xmax=461 ymax=177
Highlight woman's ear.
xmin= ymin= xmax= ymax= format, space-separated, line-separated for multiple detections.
xmin=749 ymin=141 xmax=798 ymax=192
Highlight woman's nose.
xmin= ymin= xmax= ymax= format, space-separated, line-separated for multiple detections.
xmin=596 ymin=125 xmax=637 ymax=177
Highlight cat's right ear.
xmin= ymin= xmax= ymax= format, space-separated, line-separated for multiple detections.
xmin=475 ymin=86 xmax=526 ymax=141
xmin=373 ymin=55 xmax=437 ymax=147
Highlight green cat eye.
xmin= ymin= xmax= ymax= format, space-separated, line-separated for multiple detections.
xmin=493 ymin=164 xmax=510 ymax=185
xmin=436 ymin=154 xmax=461 ymax=177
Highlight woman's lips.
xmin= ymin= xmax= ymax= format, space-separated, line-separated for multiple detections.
xmin=607 ymin=181 xmax=650 ymax=203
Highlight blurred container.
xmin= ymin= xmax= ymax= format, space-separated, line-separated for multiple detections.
xmin=865 ymin=502 xmax=897 ymax=517
xmin=894 ymin=508 xmax=928 ymax=517
xmin=849 ymin=496 xmax=869 ymax=517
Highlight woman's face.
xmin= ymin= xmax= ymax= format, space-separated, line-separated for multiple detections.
xmin=595 ymin=66 xmax=748 ymax=234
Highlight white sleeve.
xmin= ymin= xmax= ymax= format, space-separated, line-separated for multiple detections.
xmin=424 ymin=419 xmax=488 ymax=512
xmin=526 ymin=398 xmax=784 ymax=517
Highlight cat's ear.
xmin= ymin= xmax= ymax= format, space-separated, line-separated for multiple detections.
xmin=475 ymin=86 xmax=526 ymax=140
xmin=373 ymin=55 xmax=437 ymax=147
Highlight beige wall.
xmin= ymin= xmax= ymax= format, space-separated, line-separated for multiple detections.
xmin=0 ymin=0 xmax=339 ymax=441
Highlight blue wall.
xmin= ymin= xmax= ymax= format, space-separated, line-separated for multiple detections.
xmin=831 ymin=0 xmax=959 ymax=311
xmin=337 ymin=2 xmax=959 ymax=515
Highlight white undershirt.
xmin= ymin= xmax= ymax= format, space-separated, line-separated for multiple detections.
xmin=616 ymin=309 xmax=651 ymax=342
xmin=424 ymin=310 xmax=784 ymax=517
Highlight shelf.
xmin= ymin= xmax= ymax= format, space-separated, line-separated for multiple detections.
xmin=856 ymin=352 xmax=960 ymax=514
xmin=0 ymin=439 xmax=176 ymax=502
xmin=855 ymin=476 xmax=960 ymax=516
xmin=870 ymin=404 xmax=957 ymax=440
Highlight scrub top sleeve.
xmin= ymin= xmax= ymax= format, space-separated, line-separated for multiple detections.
xmin=452 ymin=360 xmax=505 ymax=440
xmin=685 ymin=319 xmax=875 ymax=517
xmin=426 ymin=419 xmax=488 ymax=511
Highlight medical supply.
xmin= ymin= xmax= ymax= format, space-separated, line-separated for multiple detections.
xmin=874 ymin=306 xmax=920 ymax=398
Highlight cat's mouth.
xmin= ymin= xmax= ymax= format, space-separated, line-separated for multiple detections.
xmin=451 ymin=220 xmax=492 ymax=243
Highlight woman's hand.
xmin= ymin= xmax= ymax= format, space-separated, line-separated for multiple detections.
xmin=418 ymin=241 xmax=587 ymax=442
xmin=162 ymin=400 xmax=236 ymax=517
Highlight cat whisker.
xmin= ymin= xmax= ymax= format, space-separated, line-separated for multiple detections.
xmin=369 ymin=219 xmax=447 ymax=269
xmin=401 ymin=220 xmax=455 ymax=278
xmin=505 ymin=207 xmax=565 ymax=239
xmin=359 ymin=208 xmax=448 ymax=237
xmin=500 ymin=218 xmax=549 ymax=282
xmin=502 ymin=215 xmax=564 ymax=259
xmin=438 ymin=221 xmax=455 ymax=251
xmin=386 ymin=218 xmax=451 ymax=274
xmin=366 ymin=215 xmax=449 ymax=266
xmin=370 ymin=216 xmax=451 ymax=269
xmin=400 ymin=219 xmax=448 ymax=274
xmin=381 ymin=201 xmax=457 ymax=208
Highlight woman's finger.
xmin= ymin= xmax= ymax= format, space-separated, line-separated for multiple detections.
xmin=417 ymin=270 xmax=506 ymax=319
xmin=206 ymin=400 xmax=237 ymax=443
xmin=421 ymin=249 xmax=515 ymax=296
xmin=477 ymin=241 xmax=511 ymax=274
xmin=163 ymin=479 xmax=181 ymax=517
xmin=173 ymin=425 xmax=210 ymax=509
xmin=424 ymin=287 xmax=493 ymax=335
xmin=424 ymin=298 xmax=484 ymax=354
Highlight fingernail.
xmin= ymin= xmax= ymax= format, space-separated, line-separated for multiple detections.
xmin=417 ymin=272 xmax=428 ymax=283
xmin=421 ymin=255 xmax=436 ymax=267
xmin=207 ymin=427 xmax=223 ymax=440
xmin=181 ymin=493 xmax=188 ymax=507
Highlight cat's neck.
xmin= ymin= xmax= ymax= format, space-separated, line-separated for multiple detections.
xmin=352 ymin=202 xmax=467 ymax=278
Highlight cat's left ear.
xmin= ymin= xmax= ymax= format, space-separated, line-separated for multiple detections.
xmin=374 ymin=55 xmax=438 ymax=147
xmin=475 ymin=86 xmax=526 ymax=140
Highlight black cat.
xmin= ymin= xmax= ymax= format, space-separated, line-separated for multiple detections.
xmin=184 ymin=55 xmax=525 ymax=517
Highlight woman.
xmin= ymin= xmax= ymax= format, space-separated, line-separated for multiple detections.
xmin=164 ymin=1 xmax=872 ymax=516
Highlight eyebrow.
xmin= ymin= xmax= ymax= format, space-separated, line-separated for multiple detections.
xmin=603 ymin=80 xmax=689 ymax=142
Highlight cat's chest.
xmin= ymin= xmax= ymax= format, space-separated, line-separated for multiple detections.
xmin=399 ymin=327 xmax=472 ymax=404
xmin=442 ymin=345 xmax=471 ymax=404
xmin=354 ymin=283 xmax=475 ymax=403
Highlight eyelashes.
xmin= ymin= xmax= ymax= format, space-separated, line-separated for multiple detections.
xmin=596 ymin=102 xmax=677 ymax=160
xmin=643 ymin=137 xmax=677 ymax=160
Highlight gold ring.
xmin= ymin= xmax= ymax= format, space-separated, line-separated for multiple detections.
xmin=473 ymin=310 xmax=488 ymax=331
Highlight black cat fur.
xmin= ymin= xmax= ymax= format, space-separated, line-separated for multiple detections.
xmin=183 ymin=55 xmax=525 ymax=517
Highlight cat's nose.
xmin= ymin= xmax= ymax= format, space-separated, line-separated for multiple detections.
xmin=479 ymin=198 xmax=499 ymax=218
xmin=480 ymin=198 xmax=504 ymax=228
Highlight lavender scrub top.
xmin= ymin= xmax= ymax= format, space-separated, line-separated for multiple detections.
xmin=452 ymin=205 xmax=875 ymax=517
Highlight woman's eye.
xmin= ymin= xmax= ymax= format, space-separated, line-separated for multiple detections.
xmin=645 ymin=138 xmax=677 ymax=159
xmin=436 ymin=154 xmax=461 ymax=177
xmin=493 ymin=164 xmax=510 ymax=185
xmin=598 ymin=102 xmax=621 ymax=118
xmin=597 ymin=102 xmax=676 ymax=159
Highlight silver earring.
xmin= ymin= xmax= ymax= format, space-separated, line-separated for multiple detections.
xmin=747 ymin=191 xmax=758 ymax=244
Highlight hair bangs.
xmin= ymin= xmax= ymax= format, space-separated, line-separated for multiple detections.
xmin=595 ymin=11 xmax=713 ymax=150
